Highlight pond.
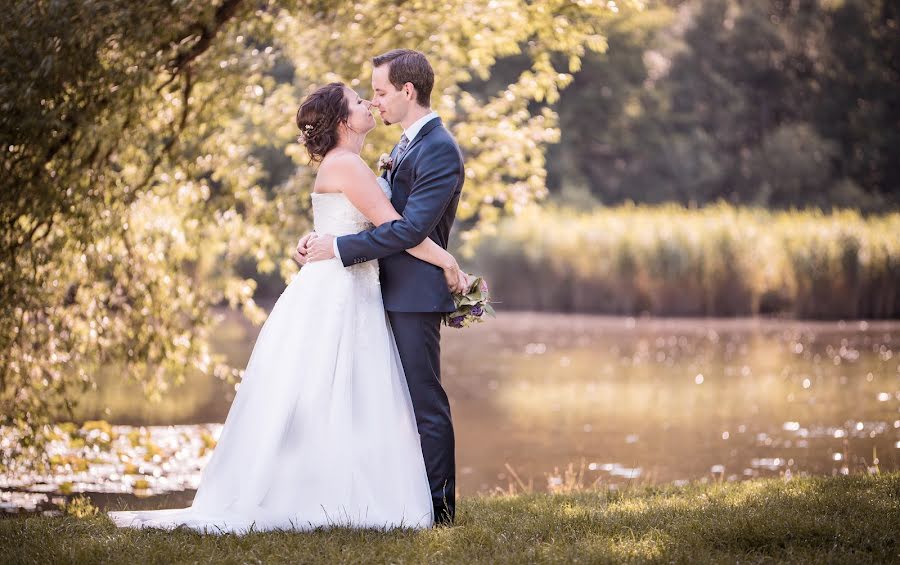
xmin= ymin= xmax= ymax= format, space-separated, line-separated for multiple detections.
xmin=2 ymin=311 xmax=899 ymax=513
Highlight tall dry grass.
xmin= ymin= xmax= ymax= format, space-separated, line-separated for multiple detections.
xmin=469 ymin=204 xmax=900 ymax=318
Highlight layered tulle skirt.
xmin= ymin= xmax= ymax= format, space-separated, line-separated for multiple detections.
xmin=109 ymin=258 xmax=433 ymax=532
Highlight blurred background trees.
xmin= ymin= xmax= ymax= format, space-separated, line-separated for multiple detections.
xmin=465 ymin=0 xmax=899 ymax=320
xmin=545 ymin=0 xmax=899 ymax=210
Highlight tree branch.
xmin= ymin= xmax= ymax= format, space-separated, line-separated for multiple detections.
xmin=133 ymin=70 xmax=195 ymax=199
xmin=165 ymin=0 xmax=246 ymax=77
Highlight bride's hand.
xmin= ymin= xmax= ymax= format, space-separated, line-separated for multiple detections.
xmin=292 ymin=232 xmax=318 ymax=266
xmin=443 ymin=264 xmax=468 ymax=294
xmin=457 ymin=269 xmax=471 ymax=293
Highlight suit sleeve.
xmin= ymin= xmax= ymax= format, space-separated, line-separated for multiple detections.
xmin=335 ymin=142 xmax=461 ymax=267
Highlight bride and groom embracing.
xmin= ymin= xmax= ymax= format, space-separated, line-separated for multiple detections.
xmin=109 ymin=49 xmax=469 ymax=532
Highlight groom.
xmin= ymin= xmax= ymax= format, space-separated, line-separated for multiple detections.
xmin=294 ymin=49 xmax=465 ymax=525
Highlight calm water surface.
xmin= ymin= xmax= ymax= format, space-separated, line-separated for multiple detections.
xmin=3 ymin=312 xmax=899 ymax=512
xmin=446 ymin=314 xmax=899 ymax=491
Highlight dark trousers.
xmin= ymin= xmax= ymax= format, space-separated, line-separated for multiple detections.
xmin=387 ymin=310 xmax=456 ymax=524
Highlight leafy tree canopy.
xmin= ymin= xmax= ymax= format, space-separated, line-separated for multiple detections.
xmin=0 ymin=0 xmax=622 ymax=457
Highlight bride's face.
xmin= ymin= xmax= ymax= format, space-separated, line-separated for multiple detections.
xmin=343 ymin=87 xmax=376 ymax=135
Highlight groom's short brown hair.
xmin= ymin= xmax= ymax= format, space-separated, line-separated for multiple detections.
xmin=373 ymin=49 xmax=434 ymax=108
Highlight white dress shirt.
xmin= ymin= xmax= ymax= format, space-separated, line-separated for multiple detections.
xmin=332 ymin=111 xmax=440 ymax=262
xmin=398 ymin=111 xmax=439 ymax=150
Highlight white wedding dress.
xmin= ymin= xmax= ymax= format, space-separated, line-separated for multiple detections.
xmin=109 ymin=179 xmax=434 ymax=532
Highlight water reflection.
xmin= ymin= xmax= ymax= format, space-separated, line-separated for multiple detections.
xmin=0 ymin=423 xmax=219 ymax=514
xmin=2 ymin=312 xmax=899 ymax=511
xmin=442 ymin=314 xmax=900 ymax=492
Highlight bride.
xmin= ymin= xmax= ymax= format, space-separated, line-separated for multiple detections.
xmin=109 ymin=82 xmax=468 ymax=532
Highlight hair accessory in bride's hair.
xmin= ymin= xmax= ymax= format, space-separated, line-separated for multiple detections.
xmin=295 ymin=82 xmax=349 ymax=162
xmin=298 ymin=118 xmax=326 ymax=146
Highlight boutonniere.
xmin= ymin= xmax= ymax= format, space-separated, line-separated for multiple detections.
xmin=377 ymin=153 xmax=393 ymax=172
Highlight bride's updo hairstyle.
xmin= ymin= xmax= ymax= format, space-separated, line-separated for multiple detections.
xmin=296 ymin=82 xmax=350 ymax=163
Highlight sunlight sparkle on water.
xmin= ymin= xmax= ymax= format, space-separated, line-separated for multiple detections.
xmin=0 ymin=423 xmax=220 ymax=511
xmin=751 ymin=458 xmax=784 ymax=470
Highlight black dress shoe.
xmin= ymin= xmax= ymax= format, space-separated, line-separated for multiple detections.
xmin=433 ymin=504 xmax=455 ymax=526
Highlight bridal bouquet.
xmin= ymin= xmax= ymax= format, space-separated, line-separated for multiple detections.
xmin=444 ymin=275 xmax=495 ymax=329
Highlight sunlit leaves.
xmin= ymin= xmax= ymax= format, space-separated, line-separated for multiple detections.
xmin=1 ymin=0 xmax=631 ymax=455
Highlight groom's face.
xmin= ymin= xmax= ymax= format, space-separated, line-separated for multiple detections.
xmin=371 ymin=64 xmax=408 ymax=126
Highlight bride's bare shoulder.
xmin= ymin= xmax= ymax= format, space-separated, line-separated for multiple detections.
xmin=317 ymin=153 xmax=375 ymax=186
xmin=324 ymin=152 xmax=372 ymax=172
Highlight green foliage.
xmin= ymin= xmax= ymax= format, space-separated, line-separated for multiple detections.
xmin=1 ymin=474 xmax=898 ymax=563
xmin=62 ymin=495 xmax=100 ymax=519
xmin=549 ymin=0 xmax=900 ymax=209
xmin=471 ymin=204 xmax=900 ymax=318
xmin=2 ymin=0 xmax=277 ymax=462
xmin=1 ymin=1 xmax=623 ymax=456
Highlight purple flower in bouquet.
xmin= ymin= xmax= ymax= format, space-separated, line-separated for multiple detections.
xmin=442 ymin=273 xmax=494 ymax=329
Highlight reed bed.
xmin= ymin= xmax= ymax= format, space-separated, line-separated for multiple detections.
xmin=470 ymin=204 xmax=900 ymax=318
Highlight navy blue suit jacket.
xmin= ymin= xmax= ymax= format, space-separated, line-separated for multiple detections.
xmin=335 ymin=118 xmax=464 ymax=313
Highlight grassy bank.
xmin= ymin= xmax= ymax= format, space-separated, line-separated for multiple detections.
xmin=470 ymin=204 xmax=900 ymax=318
xmin=2 ymin=474 xmax=898 ymax=564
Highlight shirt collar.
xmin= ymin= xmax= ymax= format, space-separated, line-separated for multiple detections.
xmin=402 ymin=111 xmax=439 ymax=143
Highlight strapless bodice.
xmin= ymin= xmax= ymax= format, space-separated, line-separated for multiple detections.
xmin=312 ymin=193 xmax=373 ymax=236
xmin=311 ymin=177 xmax=391 ymax=236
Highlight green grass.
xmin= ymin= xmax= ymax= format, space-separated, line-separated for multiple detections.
xmin=2 ymin=474 xmax=899 ymax=564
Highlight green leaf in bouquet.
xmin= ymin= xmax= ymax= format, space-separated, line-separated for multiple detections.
xmin=465 ymin=290 xmax=482 ymax=301
xmin=458 ymin=276 xmax=479 ymax=298
xmin=483 ymin=303 xmax=497 ymax=317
